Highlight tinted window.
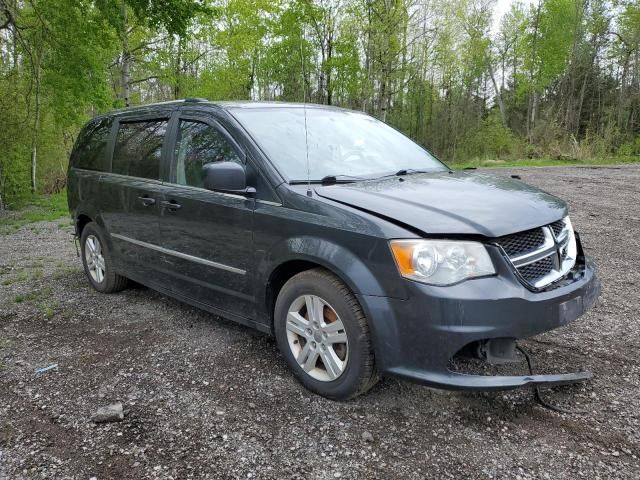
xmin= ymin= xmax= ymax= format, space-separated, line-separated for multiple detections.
xmin=72 ymin=117 xmax=112 ymax=171
xmin=174 ymin=120 xmax=241 ymax=188
xmin=112 ymin=120 xmax=167 ymax=179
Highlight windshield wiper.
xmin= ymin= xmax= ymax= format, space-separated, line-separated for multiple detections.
xmin=369 ymin=168 xmax=438 ymax=181
xmin=319 ymin=174 xmax=367 ymax=185
xmin=394 ymin=168 xmax=435 ymax=176
xmin=289 ymin=175 xmax=367 ymax=186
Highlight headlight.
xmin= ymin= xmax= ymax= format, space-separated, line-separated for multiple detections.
xmin=389 ymin=239 xmax=496 ymax=286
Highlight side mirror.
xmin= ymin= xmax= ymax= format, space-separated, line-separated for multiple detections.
xmin=202 ymin=161 xmax=254 ymax=196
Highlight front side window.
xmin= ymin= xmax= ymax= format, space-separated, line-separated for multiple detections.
xmin=72 ymin=117 xmax=112 ymax=171
xmin=231 ymin=107 xmax=447 ymax=181
xmin=174 ymin=120 xmax=241 ymax=188
xmin=112 ymin=120 xmax=168 ymax=179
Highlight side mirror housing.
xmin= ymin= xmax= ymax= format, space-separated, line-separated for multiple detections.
xmin=202 ymin=161 xmax=251 ymax=195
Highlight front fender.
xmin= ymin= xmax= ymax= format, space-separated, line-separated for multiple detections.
xmin=254 ymin=235 xmax=408 ymax=323
xmin=266 ymin=236 xmax=388 ymax=295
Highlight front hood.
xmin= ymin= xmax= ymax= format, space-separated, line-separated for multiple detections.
xmin=315 ymin=171 xmax=567 ymax=237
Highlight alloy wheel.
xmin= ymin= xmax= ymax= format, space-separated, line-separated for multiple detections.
xmin=85 ymin=234 xmax=106 ymax=284
xmin=285 ymin=294 xmax=349 ymax=382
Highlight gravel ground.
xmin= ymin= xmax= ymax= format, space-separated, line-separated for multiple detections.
xmin=0 ymin=165 xmax=639 ymax=479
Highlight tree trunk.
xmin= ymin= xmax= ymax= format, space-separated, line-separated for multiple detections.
xmin=488 ymin=62 xmax=507 ymax=128
xmin=0 ymin=161 xmax=4 ymax=209
xmin=379 ymin=74 xmax=387 ymax=121
xmin=575 ymin=71 xmax=588 ymax=136
xmin=31 ymin=64 xmax=41 ymax=194
xmin=121 ymin=2 xmax=131 ymax=106
xmin=527 ymin=1 xmax=542 ymax=143
xmin=363 ymin=2 xmax=372 ymax=113
xmin=618 ymin=51 xmax=631 ymax=129
xmin=318 ymin=42 xmax=326 ymax=104
xmin=326 ymin=30 xmax=333 ymax=105
xmin=530 ymin=91 xmax=538 ymax=138
xmin=11 ymin=0 xmax=17 ymax=68
xmin=174 ymin=35 xmax=183 ymax=99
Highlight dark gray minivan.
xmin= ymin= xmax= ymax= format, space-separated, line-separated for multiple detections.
xmin=68 ymin=99 xmax=600 ymax=400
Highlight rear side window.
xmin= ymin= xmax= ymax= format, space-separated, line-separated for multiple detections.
xmin=112 ymin=120 xmax=168 ymax=179
xmin=72 ymin=117 xmax=112 ymax=171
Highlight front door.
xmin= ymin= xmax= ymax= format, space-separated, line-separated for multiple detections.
xmin=158 ymin=116 xmax=255 ymax=317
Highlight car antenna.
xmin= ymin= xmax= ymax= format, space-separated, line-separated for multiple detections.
xmin=300 ymin=27 xmax=312 ymax=197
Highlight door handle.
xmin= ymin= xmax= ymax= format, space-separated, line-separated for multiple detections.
xmin=160 ymin=200 xmax=182 ymax=211
xmin=137 ymin=196 xmax=156 ymax=207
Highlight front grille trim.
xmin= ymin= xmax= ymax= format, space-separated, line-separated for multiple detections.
xmin=509 ymin=227 xmax=556 ymax=267
xmin=494 ymin=218 xmax=577 ymax=290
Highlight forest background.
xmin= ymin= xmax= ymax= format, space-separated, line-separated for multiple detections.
xmin=1 ymin=0 xmax=639 ymax=207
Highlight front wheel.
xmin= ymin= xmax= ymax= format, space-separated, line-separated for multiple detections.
xmin=274 ymin=268 xmax=378 ymax=400
xmin=80 ymin=222 xmax=128 ymax=293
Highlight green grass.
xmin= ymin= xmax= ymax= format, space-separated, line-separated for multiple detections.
xmin=450 ymin=156 xmax=640 ymax=170
xmin=14 ymin=287 xmax=53 ymax=304
xmin=1 ymin=269 xmax=43 ymax=286
xmin=39 ymin=301 xmax=58 ymax=319
xmin=0 ymin=190 xmax=68 ymax=232
xmin=13 ymin=286 xmax=57 ymax=319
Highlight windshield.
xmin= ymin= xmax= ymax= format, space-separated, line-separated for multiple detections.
xmin=231 ymin=106 xmax=447 ymax=181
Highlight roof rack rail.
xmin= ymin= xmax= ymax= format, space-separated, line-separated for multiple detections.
xmin=184 ymin=97 xmax=208 ymax=103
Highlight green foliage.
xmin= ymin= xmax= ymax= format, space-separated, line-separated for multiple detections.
xmin=617 ymin=137 xmax=640 ymax=157
xmin=14 ymin=287 xmax=53 ymax=304
xmin=95 ymin=0 xmax=206 ymax=36
xmin=452 ymin=155 xmax=640 ymax=170
xmin=536 ymin=0 xmax=578 ymax=89
xmin=0 ymin=191 xmax=68 ymax=232
xmin=459 ymin=113 xmax=524 ymax=161
xmin=0 ymin=0 xmax=639 ymax=207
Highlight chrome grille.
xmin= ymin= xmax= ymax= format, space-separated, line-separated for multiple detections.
xmin=496 ymin=228 xmax=545 ymax=257
xmin=495 ymin=217 xmax=577 ymax=289
xmin=518 ymin=255 xmax=554 ymax=281
xmin=549 ymin=219 xmax=565 ymax=237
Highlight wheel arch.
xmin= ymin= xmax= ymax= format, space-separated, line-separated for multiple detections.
xmin=261 ymin=236 xmax=388 ymax=329
xmin=76 ymin=214 xmax=93 ymax=237
xmin=74 ymin=211 xmax=109 ymax=237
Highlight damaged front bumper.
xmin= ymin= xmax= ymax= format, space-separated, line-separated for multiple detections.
xmin=358 ymin=250 xmax=601 ymax=391
xmin=383 ymin=366 xmax=593 ymax=391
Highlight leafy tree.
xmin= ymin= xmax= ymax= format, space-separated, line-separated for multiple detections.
xmin=0 ymin=0 xmax=638 ymax=206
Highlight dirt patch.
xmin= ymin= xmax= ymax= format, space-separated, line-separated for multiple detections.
xmin=1 ymin=165 xmax=639 ymax=478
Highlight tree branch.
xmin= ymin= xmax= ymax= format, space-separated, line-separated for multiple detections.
xmin=0 ymin=0 xmax=15 ymax=30
xmin=129 ymin=75 xmax=160 ymax=85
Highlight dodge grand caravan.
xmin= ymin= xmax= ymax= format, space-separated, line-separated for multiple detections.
xmin=67 ymin=99 xmax=600 ymax=400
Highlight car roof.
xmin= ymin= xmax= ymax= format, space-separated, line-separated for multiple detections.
xmin=95 ymin=99 xmax=351 ymax=119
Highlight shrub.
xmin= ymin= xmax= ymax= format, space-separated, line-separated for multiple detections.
xmin=459 ymin=113 xmax=524 ymax=161
xmin=617 ymin=137 xmax=640 ymax=157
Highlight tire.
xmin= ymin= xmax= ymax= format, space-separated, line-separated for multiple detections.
xmin=80 ymin=222 xmax=128 ymax=293
xmin=274 ymin=268 xmax=378 ymax=400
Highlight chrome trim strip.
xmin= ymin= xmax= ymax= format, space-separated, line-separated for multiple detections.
xmin=531 ymin=268 xmax=565 ymax=288
xmin=501 ymin=219 xmax=578 ymax=289
xmin=111 ymin=233 xmax=246 ymax=275
xmin=556 ymin=230 xmax=568 ymax=243
xmin=531 ymin=254 xmax=576 ymax=288
xmin=510 ymin=227 xmax=556 ymax=267
xmin=256 ymin=199 xmax=282 ymax=207
xmin=90 ymin=170 xmax=165 ymax=185
xmin=167 ymin=183 xmax=248 ymax=200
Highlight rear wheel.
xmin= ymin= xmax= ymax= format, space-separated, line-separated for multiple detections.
xmin=80 ymin=222 xmax=128 ymax=293
xmin=274 ymin=268 xmax=378 ymax=400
